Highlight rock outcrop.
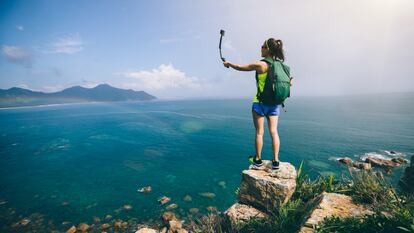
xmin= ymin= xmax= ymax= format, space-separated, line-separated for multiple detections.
xmin=299 ymin=192 xmax=373 ymax=233
xmin=338 ymin=155 xmax=409 ymax=172
xmin=338 ymin=157 xmax=371 ymax=171
xmin=222 ymin=161 xmax=375 ymax=232
xmin=238 ymin=161 xmax=297 ymax=213
xmin=223 ymin=203 xmax=268 ymax=230
xmin=65 ymin=226 xmax=77 ymax=233
xmin=365 ymin=157 xmax=404 ymax=168
xmin=222 ymin=161 xmax=297 ymax=230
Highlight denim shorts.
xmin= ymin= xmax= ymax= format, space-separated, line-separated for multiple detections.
xmin=252 ymin=102 xmax=281 ymax=117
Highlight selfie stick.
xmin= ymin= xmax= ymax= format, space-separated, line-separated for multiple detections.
xmin=219 ymin=30 xmax=226 ymax=62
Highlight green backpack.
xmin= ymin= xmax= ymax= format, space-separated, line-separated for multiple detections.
xmin=255 ymin=57 xmax=291 ymax=106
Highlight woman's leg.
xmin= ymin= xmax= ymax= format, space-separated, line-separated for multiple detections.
xmin=267 ymin=115 xmax=280 ymax=161
xmin=252 ymin=109 xmax=265 ymax=160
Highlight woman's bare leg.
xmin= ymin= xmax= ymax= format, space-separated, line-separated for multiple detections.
xmin=267 ymin=115 xmax=280 ymax=161
xmin=252 ymin=110 xmax=265 ymax=160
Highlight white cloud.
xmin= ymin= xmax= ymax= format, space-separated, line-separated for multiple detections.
xmin=1 ymin=45 xmax=32 ymax=67
xmin=116 ymin=64 xmax=206 ymax=98
xmin=51 ymin=33 xmax=83 ymax=54
xmin=114 ymin=63 xmax=259 ymax=99
xmin=16 ymin=25 xmax=24 ymax=31
xmin=117 ymin=63 xmax=201 ymax=90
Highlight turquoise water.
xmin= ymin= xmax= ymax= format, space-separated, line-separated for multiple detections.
xmin=1 ymin=93 xmax=413 ymax=231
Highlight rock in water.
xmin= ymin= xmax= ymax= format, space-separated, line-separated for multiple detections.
xmin=123 ymin=204 xmax=133 ymax=210
xmin=101 ymin=223 xmax=110 ymax=230
xmin=65 ymin=226 xmax=77 ymax=233
xmin=239 ymin=161 xmax=296 ymax=213
xmin=198 ymin=192 xmax=216 ymax=198
xmin=189 ymin=208 xmax=199 ymax=214
xmin=218 ymin=181 xmax=226 ymax=188
xmin=182 ymin=195 xmax=192 ymax=202
xmin=158 ymin=196 xmax=171 ymax=205
xmin=338 ymin=157 xmax=353 ymax=165
xmin=338 ymin=157 xmax=371 ymax=171
xmin=166 ymin=203 xmax=178 ymax=210
xmin=137 ymin=186 xmax=152 ymax=193
xmin=78 ymin=223 xmax=89 ymax=232
xmin=114 ymin=221 xmax=122 ymax=228
xmin=352 ymin=161 xmax=371 ymax=171
xmin=161 ymin=211 xmax=177 ymax=224
xmin=392 ymin=157 xmax=407 ymax=164
xmin=365 ymin=157 xmax=401 ymax=167
xmin=19 ymin=218 xmax=30 ymax=226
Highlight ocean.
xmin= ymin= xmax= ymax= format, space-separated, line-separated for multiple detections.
xmin=1 ymin=93 xmax=413 ymax=231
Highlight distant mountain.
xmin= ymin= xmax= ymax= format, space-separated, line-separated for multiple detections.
xmin=0 ymin=87 xmax=48 ymax=98
xmin=0 ymin=84 xmax=156 ymax=108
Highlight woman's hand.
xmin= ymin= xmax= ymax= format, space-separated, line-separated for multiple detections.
xmin=223 ymin=61 xmax=231 ymax=68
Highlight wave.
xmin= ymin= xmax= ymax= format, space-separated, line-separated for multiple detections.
xmin=328 ymin=156 xmax=342 ymax=161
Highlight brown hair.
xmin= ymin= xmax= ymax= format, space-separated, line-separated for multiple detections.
xmin=265 ymin=38 xmax=285 ymax=62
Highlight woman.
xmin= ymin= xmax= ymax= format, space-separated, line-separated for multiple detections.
xmin=223 ymin=38 xmax=288 ymax=170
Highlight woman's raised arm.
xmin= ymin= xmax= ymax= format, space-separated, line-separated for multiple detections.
xmin=223 ymin=61 xmax=264 ymax=72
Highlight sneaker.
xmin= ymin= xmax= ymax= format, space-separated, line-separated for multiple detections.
xmin=272 ymin=160 xmax=280 ymax=170
xmin=248 ymin=155 xmax=263 ymax=168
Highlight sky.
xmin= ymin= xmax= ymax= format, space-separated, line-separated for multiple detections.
xmin=1 ymin=0 xmax=413 ymax=99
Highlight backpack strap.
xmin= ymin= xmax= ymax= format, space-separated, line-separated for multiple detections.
xmin=261 ymin=57 xmax=274 ymax=64
xmin=256 ymin=57 xmax=274 ymax=103
xmin=255 ymin=71 xmax=261 ymax=102
xmin=255 ymin=57 xmax=272 ymax=103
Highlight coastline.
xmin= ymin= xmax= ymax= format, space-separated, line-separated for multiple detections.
xmin=0 ymin=99 xmax=161 ymax=110
xmin=0 ymin=101 xmax=101 ymax=110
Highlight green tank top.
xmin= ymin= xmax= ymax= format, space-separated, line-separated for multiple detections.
xmin=253 ymin=72 xmax=267 ymax=103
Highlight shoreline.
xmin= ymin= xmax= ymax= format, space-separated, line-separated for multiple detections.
xmin=0 ymin=101 xmax=101 ymax=110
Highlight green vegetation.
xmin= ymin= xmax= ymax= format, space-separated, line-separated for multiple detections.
xmin=316 ymin=171 xmax=414 ymax=233
xmin=190 ymin=213 xmax=226 ymax=233
xmin=189 ymin=161 xmax=414 ymax=233
xmin=233 ymin=161 xmax=347 ymax=233
xmin=317 ymin=207 xmax=414 ymax=233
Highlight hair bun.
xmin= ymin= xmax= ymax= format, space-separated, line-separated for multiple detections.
xmin=265 ymin=38 xmax=285 ymax=62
